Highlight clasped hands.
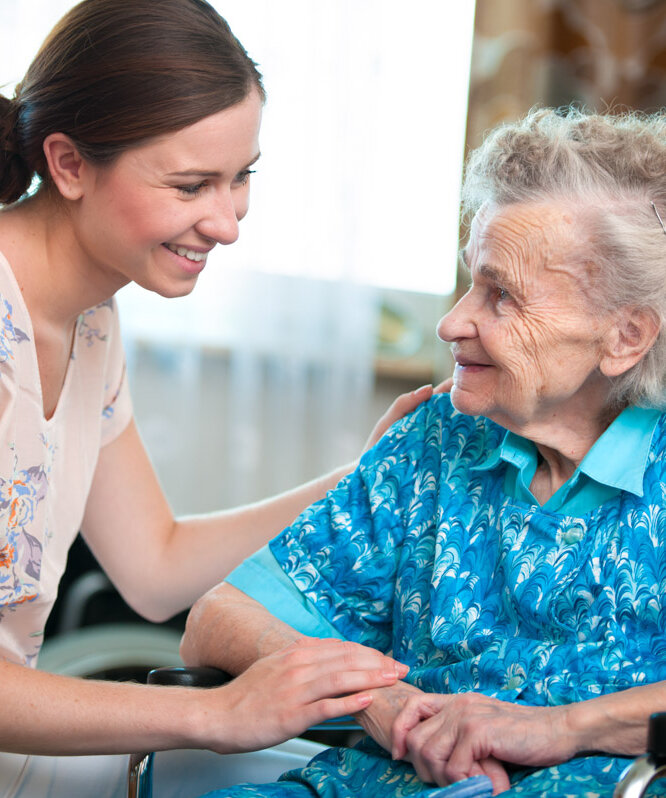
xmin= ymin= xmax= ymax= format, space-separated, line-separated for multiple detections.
xmin=356 ymin=682 xmax=577 ymax=795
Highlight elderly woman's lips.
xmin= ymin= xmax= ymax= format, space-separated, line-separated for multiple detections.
xmin=454 ymin=361 xmax=491 ymax=373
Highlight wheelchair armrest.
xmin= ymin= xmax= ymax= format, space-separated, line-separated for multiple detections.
xmin=147 ymin=665 xmax=232 ymax=688
xmin=614 ymin=712 xmax=666 ymax=798
xmin=129 ymin=667 xmax=232 ymax=798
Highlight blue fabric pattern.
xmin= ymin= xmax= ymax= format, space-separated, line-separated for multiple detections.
xmin=205 ymin=394 xmax=666 ymax=797
xmin=227 ymin=545 xmax=343 ymax=640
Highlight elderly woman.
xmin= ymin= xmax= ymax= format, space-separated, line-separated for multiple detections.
xmin=181 ymin=107 xmax=666 ymax=798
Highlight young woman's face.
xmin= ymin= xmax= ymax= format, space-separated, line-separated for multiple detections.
xmin=74 ymin=89 xmax=262 ymax=298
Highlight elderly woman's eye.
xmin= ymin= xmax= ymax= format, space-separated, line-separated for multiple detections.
xmin=496 ymin=286 xmax=510 ymax=302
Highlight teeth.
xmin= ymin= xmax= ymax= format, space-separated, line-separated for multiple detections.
xmin=166 ymin=244 xmax=207 ymax=262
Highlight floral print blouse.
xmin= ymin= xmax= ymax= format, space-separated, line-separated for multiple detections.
xmin=0 ymin=252 xmax=132 ymax=667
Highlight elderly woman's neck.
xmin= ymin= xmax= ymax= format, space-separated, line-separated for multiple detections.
xmin=526 ymin=406 xmax=620 ymax=504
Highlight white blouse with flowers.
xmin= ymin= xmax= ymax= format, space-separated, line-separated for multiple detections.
xmin=0 ymin=252 xmax=132 ymax=666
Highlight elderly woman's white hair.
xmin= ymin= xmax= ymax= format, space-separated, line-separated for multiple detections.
xmin=461 ymin=106 xmax=666 ymax=410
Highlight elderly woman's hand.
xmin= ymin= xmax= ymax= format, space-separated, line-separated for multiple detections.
xmin=391 ymin=692 xmax=576 ymax=794
xmin=363 ymin=379 xmax=452 ymax=453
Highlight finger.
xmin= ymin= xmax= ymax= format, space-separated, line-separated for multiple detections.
xmin=281 ymin=639 xmax=409 ymax=679
xmin=408 ymin=746 xmax=437 ymax=786
xmin=379 ymin=387 xmax=432 ymax=427
xmin=445 ymin=735 xmax=492 ymax=787
xmin=433 ymin=377 xmax=453 ymax=393
xmin=363 ymin=385 xmax=433 ymax=451
xmin=299 ymin=665 xmax=406 ymax=701
xmin=479 ymin=757 xmax=510 ymax=795
xmin=307 ymin=691 xmax=374 ymax=722
xmin=392 ymin=697 xmax=439 ymax=759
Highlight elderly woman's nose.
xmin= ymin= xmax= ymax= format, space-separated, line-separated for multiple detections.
xmin=437 ymin=296 xmax=476 ymax=342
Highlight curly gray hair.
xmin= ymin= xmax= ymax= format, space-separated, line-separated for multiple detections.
xmin=461 ymin=106 xmax=666 ymax=410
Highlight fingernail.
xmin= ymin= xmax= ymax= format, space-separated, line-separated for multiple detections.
xmin=382 ymin=669 xmax=398 ymax=679
xmin=357 ymin=694 xmax=372 ymax=707
xmin=397 ymin=663 xmax=410 ymax=677
xmin=412 ymin=384 xmax=432 ymax=395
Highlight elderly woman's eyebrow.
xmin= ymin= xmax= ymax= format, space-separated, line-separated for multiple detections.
xmin=477 ymin=263 xmax=524 ymax=299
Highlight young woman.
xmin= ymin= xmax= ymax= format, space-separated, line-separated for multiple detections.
xmin=0 ymin=0 xmax=431 ymax=793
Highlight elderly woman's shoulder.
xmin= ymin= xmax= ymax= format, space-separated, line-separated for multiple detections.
xmin=389 ymin=391 xmax=502 ymax=446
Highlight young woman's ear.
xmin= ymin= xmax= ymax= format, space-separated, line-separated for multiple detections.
xmin=42 ymin=133 xmax=87 ymax=200
xmin=600 ymin=306 xmax=661 ymax=378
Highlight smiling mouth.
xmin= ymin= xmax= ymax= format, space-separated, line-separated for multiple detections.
xmin=164 ymin=243 xmax=208 ymax=263
xmin=453 ymin=359 xmax=493 ymax=375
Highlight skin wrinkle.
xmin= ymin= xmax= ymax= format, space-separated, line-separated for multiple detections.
xmin=439 ymin=201 xmax=617 ymax=500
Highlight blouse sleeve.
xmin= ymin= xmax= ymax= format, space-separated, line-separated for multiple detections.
xmin=227 ymin=544 xmax=344 ymax=639
xmin=99 ymin=300 xmax=133 ymax=447
xmin=269 ymin=397 xmax=443 ymax=654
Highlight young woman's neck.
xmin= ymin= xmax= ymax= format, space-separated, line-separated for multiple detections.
xmin=0 ymin=189 xmax=127 ymax=328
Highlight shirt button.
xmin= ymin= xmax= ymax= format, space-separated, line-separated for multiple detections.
xmin=563 ymin=525 xmax=584 ymax=545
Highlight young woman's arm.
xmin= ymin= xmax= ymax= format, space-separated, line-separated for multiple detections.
xmin=81 ymin=385 xmax=436 ymax=621
xmin=0 ymin=638 xmax=404 ymax=756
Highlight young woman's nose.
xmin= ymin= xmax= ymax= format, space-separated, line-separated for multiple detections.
xmin=196 ymin=190 xmax=243 ymax=245
xmin=436 ymin=291 xmax=478 ymax=342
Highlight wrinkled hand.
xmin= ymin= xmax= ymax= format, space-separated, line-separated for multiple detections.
xmin=353 ymin=680 xmax=426 ymax=752
xmin=363 ymin=379 xmax=453 ymax=453
xmin=201 ymin=638 xmax=408 ymax=754
xmin=391 ymin=692 xmax=574 ymax=794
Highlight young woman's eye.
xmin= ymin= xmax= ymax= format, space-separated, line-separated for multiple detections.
xmin=235 ymin=169 xmax=256 ymax=186
xmin=177 ymin=181 xmax=207 ymax=197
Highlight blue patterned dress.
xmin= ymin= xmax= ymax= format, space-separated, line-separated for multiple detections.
xmin=205 ymin=394 xmax=666 ymax=798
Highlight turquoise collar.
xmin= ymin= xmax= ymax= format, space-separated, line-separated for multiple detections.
xmin=473 ymin=405 xmax=662 ymax=512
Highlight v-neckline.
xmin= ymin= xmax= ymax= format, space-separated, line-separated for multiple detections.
xmin=0 ymin=251 xmax=80 ymax=424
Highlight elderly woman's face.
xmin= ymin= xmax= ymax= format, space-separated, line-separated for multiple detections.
xmin=437 ymin=202 xmax=612 ymax=433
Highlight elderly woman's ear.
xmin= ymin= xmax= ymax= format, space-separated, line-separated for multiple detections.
xmin=599 ymin=307 xmax=661 ymax=378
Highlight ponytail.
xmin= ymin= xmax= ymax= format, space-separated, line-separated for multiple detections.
xmin=0 ymin=95 xmax=33 ymax=205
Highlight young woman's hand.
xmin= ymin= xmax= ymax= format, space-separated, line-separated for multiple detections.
xmin=198 ymin=637 xmax=408 ymax=754
xmin=391 ymin=692 xmax=574 ymax=794
xmin=363 ymin=379 xmax=453 ymax=453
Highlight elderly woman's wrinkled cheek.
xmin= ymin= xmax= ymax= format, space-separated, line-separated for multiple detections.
xmin=496 ymin=313 xmax=565 ymax=408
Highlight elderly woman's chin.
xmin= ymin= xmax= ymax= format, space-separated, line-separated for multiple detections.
xmin=448 ymin=376 xmax=493 ymax=419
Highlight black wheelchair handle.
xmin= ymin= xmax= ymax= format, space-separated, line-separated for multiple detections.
xmin=147 ymin=665 xmax=232 ymax=688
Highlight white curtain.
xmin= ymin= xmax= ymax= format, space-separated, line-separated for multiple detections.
xmin=0 ymin=0 xmax=474 ymax=514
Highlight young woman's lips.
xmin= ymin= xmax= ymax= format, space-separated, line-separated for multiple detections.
xmin=162 ymin=243 xmax=210 ymax=274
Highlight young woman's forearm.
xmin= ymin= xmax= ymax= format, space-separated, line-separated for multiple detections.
xmin=0 ymin=660 xmax=204 ymax=756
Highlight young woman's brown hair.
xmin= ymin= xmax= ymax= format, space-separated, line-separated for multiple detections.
xmin=0 ymin=0 xmax=265 ymax=204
